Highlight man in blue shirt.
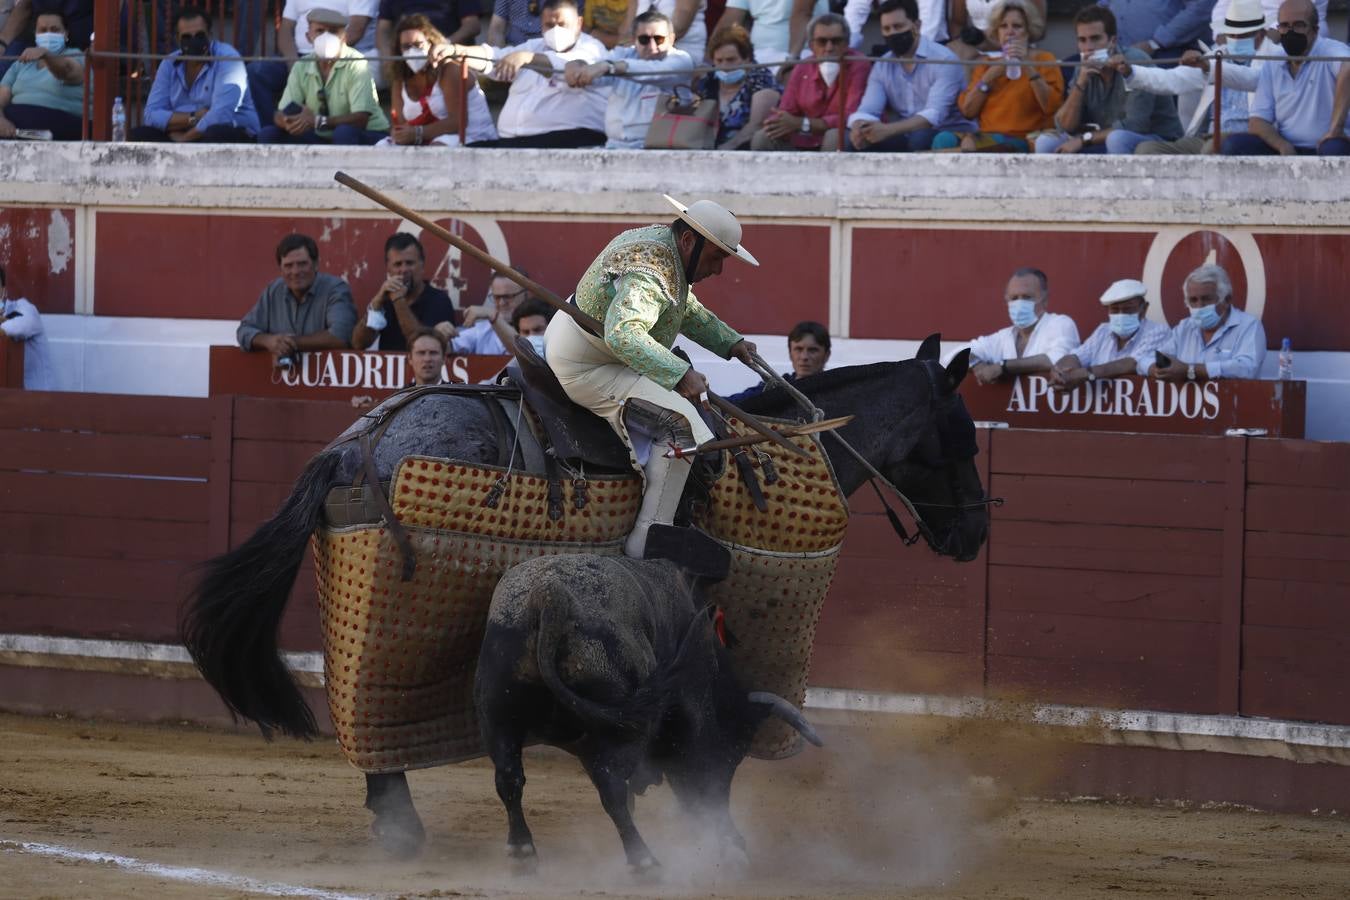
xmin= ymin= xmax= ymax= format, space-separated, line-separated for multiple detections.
xmin=1103 ymin=0 xmax=1216 ymax=59
xmin=132 ymin=6 xmax=259 ymax=142
xmin=1149 ymin=264 xmax=1267 ymax=381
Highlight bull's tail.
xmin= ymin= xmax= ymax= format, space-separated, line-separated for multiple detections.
xmin=178 ymin=451 xmax=342 ymax=739
xmin=536 ymin=594 xmax=708 ymax=734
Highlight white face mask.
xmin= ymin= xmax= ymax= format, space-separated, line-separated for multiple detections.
xmin=817 ymin=60 xmax=840 ymax=87
xmin=527 ymin=335 xmax=547 ymax=357
xmin=542 ymin=25 xmax=573 ymax=52
xmin=313 ymin=31 xmax=342 ymax=60
xmin=404 ymin=49 xmax=428 ymax=73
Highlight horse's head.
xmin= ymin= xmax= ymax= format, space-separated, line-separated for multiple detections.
xmin=882 ymin=335 xmax=991 ymax=562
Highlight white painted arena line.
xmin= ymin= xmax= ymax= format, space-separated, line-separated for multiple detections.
xmin=0 ymin=839 xmax=372 ymax=900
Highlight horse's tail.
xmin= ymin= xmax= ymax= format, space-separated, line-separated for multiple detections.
xmin=536 ymin=590 xmax=708 ymax=734
xmin=179 ymin=451 xmax=342 ymax=739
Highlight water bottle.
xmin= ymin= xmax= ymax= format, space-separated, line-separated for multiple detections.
xmin=1277 ymin=337 xmax=1293 ymax=380
xmin=1004 ymin=43 xmax=1021 ymax=80
xmin=111 ymin=97 xmax=127 ymax=142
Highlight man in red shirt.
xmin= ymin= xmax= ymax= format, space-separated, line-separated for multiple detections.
xmin=750 ymin=13 xmax=869 ymax=151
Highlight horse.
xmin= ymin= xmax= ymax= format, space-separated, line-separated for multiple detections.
xmin=180 ymin=334 xmax=991 ymax=857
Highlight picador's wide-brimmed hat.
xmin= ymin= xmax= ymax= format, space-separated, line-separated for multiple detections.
xmin=1217 ymin=0 xmax=1268 ymax=35
xmin=664 ymin=195 xmax=759 ymax=266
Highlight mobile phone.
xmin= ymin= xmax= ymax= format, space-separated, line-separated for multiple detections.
xmin=3 ymin=311 xmax=21 ymax=320
xmin=1155 ymin=351 xmax=1172 ymax=368
xmin=281 ymin=102 xmax=303 ymax=116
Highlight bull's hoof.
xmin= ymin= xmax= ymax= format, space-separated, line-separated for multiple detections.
xmin=370 ymin=811 xmax=425 ymax=860
xmin=629 ymin=855 xmax=662 ymax=883
xmin=506 ymin=842 xmax=538 ymax=875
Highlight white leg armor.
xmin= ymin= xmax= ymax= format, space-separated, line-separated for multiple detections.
xmin=624 ymin=452 xmax=695 ymax=559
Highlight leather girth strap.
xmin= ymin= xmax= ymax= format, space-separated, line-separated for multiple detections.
xmin=360 ymin=429 xmax=417 ymax=581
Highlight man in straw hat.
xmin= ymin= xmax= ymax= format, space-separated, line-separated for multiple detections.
xmin=543 ymin=197 xmax=759 ymax=560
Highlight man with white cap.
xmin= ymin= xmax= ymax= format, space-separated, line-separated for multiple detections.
xmin=544 ymin=196 xmax=759 ymax=560
xmin=1119 ymin=0 xmax=1270 ymax=154
xmin=1050 ymin=278 xmax=1172 ymax=390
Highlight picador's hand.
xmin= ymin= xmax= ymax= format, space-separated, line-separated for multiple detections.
xmin=675 ymin=367 xmax=709 ymax=402
xmin=729 ymin=339 xmax=757 ymax=365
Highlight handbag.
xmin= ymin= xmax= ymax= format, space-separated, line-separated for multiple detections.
xmin=644 ymin=86 xmax=718 ymax=150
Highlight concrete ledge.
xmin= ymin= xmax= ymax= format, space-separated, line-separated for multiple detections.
xmin=3 ymin=143 xmax=1350 ymax=227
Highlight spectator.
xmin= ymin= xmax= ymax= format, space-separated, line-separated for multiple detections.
xmin=1221 ymin=0 xmax=1350 ymax=155
xmin=0 ymin=8 xmax=81 ymax=141
xmin=565 ymin=9 xmax=692 ymax=148
xmin=510 ymin=296 xmax=555 ymax=355
xmin=1126 ymin=0 xmax=1268 ymax=154
xmin=248 ymin=0 xmax=379 ymax=128
xmin=947 ymin=0 xmax=1047 ymax=58
xmin=407 ymin=329 xmax=449 ymax=385
xmin=132 ymin=7 xmax=259 ymax=143
xmin=1 ymin=0 xmax=92 ymax=79
xmin=1049 ymin=279 xmax=1171 ymax=390
xmin=968 ymin=267 xmax=1080 ymax=384
xmin=1034 ymin=6 xmax=1182 ymax=155
xmin=454 ymin=0 xmax=609 ymax=147
xmin=696 ymin=24 xmax=780 ymax=149
xmin=0 ymin=0 xmax=33 ymax=79
xmin=237 ymin=233 xmax=358 ymax=367
xmin=0 ymin=264 xmax=53 ymax=390
xmin=717 ymin=0 xmax=819 ymax=65
xmin=752 ymin=13 xmax=868 ymax=151
xmin=844 ymin=0 xmax=968 ymax=152
xmin=1100 ymin=0 xmax=1218 ymax=60
xmin=626 ymin=0 xmax=707 ymax=59
xmin=448 ymin=270 xmax=535 ymax=354
xmin=727 ymin=319 xmax=830 ymax=403
xmin=1150 ymin=263 xmax=1267 ymax=381
xmin=351 ymin=233 xmax=461 ymax=352
xmin=586 ymin=0 xmax=628 ymax=47
xmin=259 ymin=7 xmax=390 ymax=145
xmin=488 ymin=0 xmax=585 ymax=45
xmin=378 ymin=13 xmax=497 ymax=146
xmin=377 ymin=0 xmax=481 ymax=67
xmin=934 ymin=0 xmax=1061 ymax=152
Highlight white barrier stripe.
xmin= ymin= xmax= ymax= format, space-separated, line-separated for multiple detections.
xmin=0 ymin=634 xmax=323 ymax=674
xmin=804 ymin=687 xmax=1350 ymax=751
xmin=0 ymin=839 xmax=372 ymax=900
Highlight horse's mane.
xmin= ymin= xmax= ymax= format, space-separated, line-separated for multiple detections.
xmin=736 ymin=360 xmax=908 ymax=416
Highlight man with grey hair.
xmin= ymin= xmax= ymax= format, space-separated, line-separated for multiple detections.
xmin=969 ymin=267 xmax=1080 ymax=384
xmin=751 ymin=12 xmax=870 ymax=151
xmin=1149 ymin=263 xmax=1268 ymax=381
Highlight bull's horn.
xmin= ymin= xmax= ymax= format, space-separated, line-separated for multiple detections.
xmin=748 ymin=692 xmax=824 ymax=747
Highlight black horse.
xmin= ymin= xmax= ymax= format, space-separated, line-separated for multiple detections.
xmin=180 ymin=334 xmax=990 ymax=857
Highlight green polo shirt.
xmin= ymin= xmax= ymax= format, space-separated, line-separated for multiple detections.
xmin=278 ymin=45 xmax=389 ymax=136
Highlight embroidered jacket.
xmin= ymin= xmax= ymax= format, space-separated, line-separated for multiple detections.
xmin=574 ymin=224 xmax=743 ymax=390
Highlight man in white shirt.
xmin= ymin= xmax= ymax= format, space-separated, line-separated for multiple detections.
xmin=1050 ymin=278 xmax=1172 ymax=389
xmin=0 ymin=265 xmax=54 ymax=391
xmin=565 ymin=9 xmax=692 ymax=148
xmin=247 ymin=0 xmax=379 ymax=126
xmin=968 ymin=267 xmax=1081 ymax=384
xmin=447 ymin=271 xmax=534 ymax=355
xmin=453 ymin=0 xmax=609 ymax=146
xmin=1150 ymin=264 xmax=1267 ymax=381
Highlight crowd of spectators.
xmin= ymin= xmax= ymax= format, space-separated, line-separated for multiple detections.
xmin=3 ymin=0 xmax=1349 ymax=155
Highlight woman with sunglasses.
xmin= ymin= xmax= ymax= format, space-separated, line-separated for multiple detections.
xmin=379 ymin=13 xmax=498 ymax=146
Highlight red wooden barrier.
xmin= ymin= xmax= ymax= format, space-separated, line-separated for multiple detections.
xmin=0 ymin=338 xmax=23 ymax=389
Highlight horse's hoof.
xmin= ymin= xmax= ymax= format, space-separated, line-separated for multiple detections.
xmin=507 ymin=843 xmax=538 ymax=875
xmin=370 ymin=812 xmax=425 ymax=860
xmin=629 ymin=855 xmax=662 ymax=883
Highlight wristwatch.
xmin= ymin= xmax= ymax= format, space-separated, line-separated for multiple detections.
xmin=605 ymin=60 xmax=616 ymax=75
xmin=1086 ymin=370 xmax=1096 ymax=383
xmin=1147 ymin=39 xmax=1162 ymax=52
xmin=977 ymin=82 xmax=990 ymax=93
xmin=1186 ymin=364 xmax=1197 ymax=381
xmin=800 ymin=116 xmax=811 ymax=134
xmin=1083 ymin=130 xmax=1096 ymax=144
xmin=316 ymin=114 xmax=329 ymax=131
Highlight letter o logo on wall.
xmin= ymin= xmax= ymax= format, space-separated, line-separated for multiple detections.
xmin=1141 ymin=228 xmax=1265 ymax=325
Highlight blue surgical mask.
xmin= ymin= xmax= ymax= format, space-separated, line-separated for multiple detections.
xmin=1190 ymin=303 xmax=1222 ymax=330
xmin=527 ymin=335 xmax=547 ymax=357
xmin=1226 ymin=37 xmax=1257 ymax=60
xmin=35 ymin=32 xmax=67 ymax=54
xmin=1109 ymin=313 xmax=1142 ymax=338
xmin=1007 ymin=298 xmax=1039 ymax=329
xmin=715 ymin=68 xmax=746 ymax=84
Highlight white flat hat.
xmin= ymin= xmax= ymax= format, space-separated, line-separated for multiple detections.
xmin=664 ymin=194 xmax=759 ymax=266
xmin=1100 ymin=278 xmax=1149 ymax=305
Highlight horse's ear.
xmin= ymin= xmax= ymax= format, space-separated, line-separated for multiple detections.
xmin=916 ymin=334 xmax=942 ymax=361
xmin=945 ymin=348 xmax=971 ymax=391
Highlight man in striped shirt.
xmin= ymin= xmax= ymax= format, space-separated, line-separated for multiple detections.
xmin=1050 ymin=278 xmax=1171 ymax=390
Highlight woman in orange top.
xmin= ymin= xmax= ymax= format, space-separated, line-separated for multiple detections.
xmin=932 ymin=0 xmax=1062 ymax=152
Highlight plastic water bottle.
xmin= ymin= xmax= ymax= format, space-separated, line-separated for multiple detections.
xmin=111 ymin=97 xmax=127 ymax=142
xmin=1278 ymin=337 xmax=1293 ymax=380
xmin=1004 ymin=44 xmax=1021 ymax=80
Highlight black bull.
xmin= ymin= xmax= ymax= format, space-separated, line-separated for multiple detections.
xmin=477 ymin=553 xmax=822 ymax=870
xmin=180 ymin=336 xmax=991 ymax=857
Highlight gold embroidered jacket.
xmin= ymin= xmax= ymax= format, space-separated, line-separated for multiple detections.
xmin=574 ymin=224 xmax=743 ymax=390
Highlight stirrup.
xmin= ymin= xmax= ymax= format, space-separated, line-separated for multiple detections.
xmin=643 ymin=525 xmax=731 ymax=582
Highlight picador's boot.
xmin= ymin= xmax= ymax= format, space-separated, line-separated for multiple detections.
xmin=624 ymin=450 xmax=692 ymax=560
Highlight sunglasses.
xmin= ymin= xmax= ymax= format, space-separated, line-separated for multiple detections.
xmin=812 ymin=35 xmax=846 ymax=46
xmin=316 ymin=87 xmax=329 ymax=118
xmin=636 ymin=34 xmax=668 ymax=45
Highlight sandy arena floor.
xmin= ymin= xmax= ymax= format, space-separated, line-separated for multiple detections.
xmin=0 ymin=711 xmax=1347 ymax=899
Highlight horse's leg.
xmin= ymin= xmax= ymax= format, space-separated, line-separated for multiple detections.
xmin=580 ymin=741 xmax=659 ymax=874
xmin=482 ymin=714 xmax=537 ymax=865
xmin=364 ymin=772 xmax=425 ymax=859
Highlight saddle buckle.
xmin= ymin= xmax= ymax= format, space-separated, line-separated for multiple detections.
xmin=572 ymin=476 xmax=589 ymax=510
xmin=758 ymin=451 xmax=779 ymax=485
xmin=483 ymin=478 xmax=507 ymax=509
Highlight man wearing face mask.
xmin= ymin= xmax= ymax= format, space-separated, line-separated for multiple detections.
xmin=1049 ymin=279 xmax=1171 ymax=391
xmin=451 ymin=0 xmax=608 ymax=146
xmin=259 ymin=7 xmax=389 ymax=144
xmin=544 ymin=197 xmax=760 ymax=560
xmin=1150 ymin=264 xmax=1267 ymax=382
xmin=1123 ymin=0 xmax=1269 ymax=155
xmin=968 ymin=267 xmax=1081 ymax=386
xmin=751 ymin=12 xmax=869 ymax=151
xmin=509 ymin=298 xmax=554 ymax=359
xmin=563 ymin=9 xmax=692 ymax=149
xmin=133 ymin=7 xmax=259 ymax=142
xmin=1221 ymin=0 xmax=1350 ymax=155
xmin=843 ymin=0 xmax=971 ymax=152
